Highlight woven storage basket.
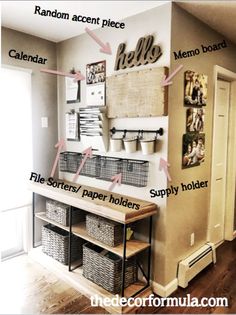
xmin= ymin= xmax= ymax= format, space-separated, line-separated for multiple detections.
xmin=42 ymin=224 xmax=84 ymax=265
xmin=83 ymin=243 xmax=137 ymax=294
xmin=46 ymin=199 xmax=85 ymax=226
xmin=86 ymin=214 xmax=123 ymax=247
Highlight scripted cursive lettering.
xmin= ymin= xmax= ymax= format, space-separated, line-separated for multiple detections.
xmin=114 ymin=35 xmax=162 ymax=71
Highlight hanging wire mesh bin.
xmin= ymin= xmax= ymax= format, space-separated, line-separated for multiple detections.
xmin=80 ymin=155 xmax=100 ymax=178
xmin=98 ymin=156 xmax=122 ymax=181
xmin=59 ymin=152 xmax=81 ymax=173
xmin=121 ymin=159 xmax=149 ymax=187
xmin=59 ymin=151 xmax=149 ymax=187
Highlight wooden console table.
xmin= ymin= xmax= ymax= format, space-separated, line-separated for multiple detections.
xmin=29 ymin=180 xmax=158 ymax=313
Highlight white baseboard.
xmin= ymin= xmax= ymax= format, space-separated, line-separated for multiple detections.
xmin=152 ymin=278 xmax=178 ymax=297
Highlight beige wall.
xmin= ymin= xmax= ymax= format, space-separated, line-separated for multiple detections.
xmin=56 ymin=3 xmax=172 ymax=285
xmin=1 ymin=27 xmax=58 ymax=177
xmin=166 ymin=3 xmax=236 ymax=285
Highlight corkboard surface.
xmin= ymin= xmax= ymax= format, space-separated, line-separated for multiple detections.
xmin=107 ymin=67 xmax=168 ymax=118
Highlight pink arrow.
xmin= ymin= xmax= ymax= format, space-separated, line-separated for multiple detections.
xmin=73 ymin=147 xmax=93 ymax=182
xmin=161 ymin=64 xmax=183 ymax=87
xmin=85 ymin=27 xmax=112 ymax=55
xmin=74 ymin=72 xmax=85 ymax=81
xmin=109 ymin=173 xmax=122 ymax=191
xmin=159 ymin=158 xmax=172 ymax=181
xmin=50 ymin=139 xmax=66 ymax=178
xmin=41 ymin=69 xmax=85 ymax=82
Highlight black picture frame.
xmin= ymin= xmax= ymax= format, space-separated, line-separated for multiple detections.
xmin=86 ymin=60 xmax=106 ymax=85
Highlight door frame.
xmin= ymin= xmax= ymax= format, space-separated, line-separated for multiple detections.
xmin=209 ymin=65 xmax=236 ymax=242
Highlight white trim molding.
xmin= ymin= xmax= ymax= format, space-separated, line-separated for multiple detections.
xmin=152 ymin=278 xmax=178 ymax=297
xmin=207 ymin=65 xmax=236 ymax=243
xmin=2 ymin=64 xmax=33 ymax=74
xmin=233 ymin=231 xmax=236 ymax=239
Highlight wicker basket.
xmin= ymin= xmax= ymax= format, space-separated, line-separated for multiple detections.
xmin=83 ymin=243 xmax=137 ymax=294
xmin=42 ymin=224 xmax=84 ymax=265
xmin=46 ymin=199 xmax=85 ymax=226
xmin=86 ymin=214 xmax=123 ymax=247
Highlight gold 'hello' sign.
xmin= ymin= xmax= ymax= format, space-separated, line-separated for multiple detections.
xmin=114 ymin=35 xmax=162 ymax=71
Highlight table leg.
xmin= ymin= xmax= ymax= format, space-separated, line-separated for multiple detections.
xmin=121 ymin=224 xmax=127 ymax=297
xmin=68 ymin=206 xmax=72 ymax=271
xmin=147 ymin=216 xmax=153 ymax=285
xmin=32 ymin=192 xmax=35 ymax=248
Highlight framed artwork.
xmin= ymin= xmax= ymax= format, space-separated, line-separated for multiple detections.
xmin=184 ymin=71 xmax=207 ymax=106
xmin=186 ymin=108 xmax=205 ymax=132
xmin=182 ymin=133 xmax=205 ymax=169
xmin=86 ymin=60 xmax=106 ymax=85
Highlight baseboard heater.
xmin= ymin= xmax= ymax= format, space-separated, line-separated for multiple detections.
xmin=178 ymin=242 xmax=216 ymax=288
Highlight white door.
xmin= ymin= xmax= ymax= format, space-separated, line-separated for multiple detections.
xmin=209 ymin=79 xmax=230 ymax=244
xmin=0 ymin=66 xmax=32 ymax=260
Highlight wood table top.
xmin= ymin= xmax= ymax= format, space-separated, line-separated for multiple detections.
xmin=28 ymin=180 xmax=157 ymax=224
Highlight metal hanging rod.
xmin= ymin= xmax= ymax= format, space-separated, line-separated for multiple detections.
xmin=110 ymin=127 xmax=164 ymax=137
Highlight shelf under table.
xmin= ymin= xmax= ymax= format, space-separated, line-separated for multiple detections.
xmin=35 ymin=212 xmax=150 ymax=258
xmin=29 ymin=247 xmax=150 ymax=314
xmin=35 ymin=212 xmax=69 ymax=231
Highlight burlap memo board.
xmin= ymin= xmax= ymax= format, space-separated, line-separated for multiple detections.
xmin=106 ymin=67 xmax=168 ymax=118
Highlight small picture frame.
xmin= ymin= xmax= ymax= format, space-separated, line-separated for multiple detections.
xmin=86 ymin=60 xmax=106 ymax=85
xmin=182 ymin=133 xmax=205 ymax=169
xmin=186 ymin=108 xmax=205 ymax=132
xmin=184 ymin=70 xmax=207 ymax=106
